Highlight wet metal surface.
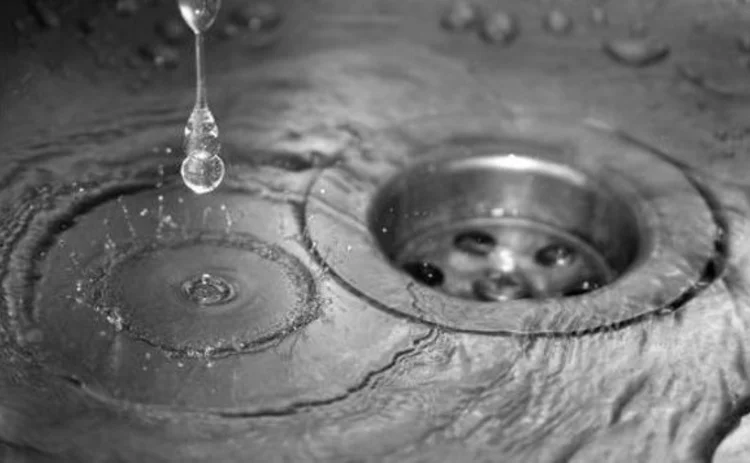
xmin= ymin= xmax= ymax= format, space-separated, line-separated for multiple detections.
xmin=1 ymin=0 xmax=750 ymax=462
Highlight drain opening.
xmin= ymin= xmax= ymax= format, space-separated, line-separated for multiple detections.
xmin=369 ymin=154 xmax=646 ymax=301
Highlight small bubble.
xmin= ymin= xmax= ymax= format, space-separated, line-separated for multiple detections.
xmin=478 ymin=11 xmax=519 ymax=45
xmin=138 ymin=43 xmax=180 ymax=69
xmin=156 ymin=18 xmax=189 ymax=44
xmin=181 ymin=272 xmax=236 ymax=306
xmin=543 ymin=9 xmax=573 ymax=35
xmin=440 ymin=0 xmax=478 ymax=31
xmin=231 ymin=2 xmax=282 ymax=32
xmin=181 ymin=153 xmax=225 ymax=194
xmin=602 ymin=38 xmax=670 ymax=67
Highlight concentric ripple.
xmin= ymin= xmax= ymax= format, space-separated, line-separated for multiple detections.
xmin=25 ymin=179 xmax=319 ymax=358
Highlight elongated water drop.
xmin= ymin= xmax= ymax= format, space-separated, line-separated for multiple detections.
xmin=178 ymin=0 xmax=226 ymax=195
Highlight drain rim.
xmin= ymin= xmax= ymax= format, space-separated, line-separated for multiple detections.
xmin=304 ymin=115 xmax=720 ymax=334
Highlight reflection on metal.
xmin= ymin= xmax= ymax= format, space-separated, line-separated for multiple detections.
xmin=306 ymin=113 xmax=721 ymax=334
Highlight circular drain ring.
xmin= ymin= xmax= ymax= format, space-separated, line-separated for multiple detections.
xmin=304 ymin=113 xmax=723 ymax=334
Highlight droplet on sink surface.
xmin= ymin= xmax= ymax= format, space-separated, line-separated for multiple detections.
xmin=602 ymin=38 xmax=670 ymax=67
xmin=440 ymin=0 xmax=478 ymax=31
xmin=478 ymin=11 xmax=519 ymax=45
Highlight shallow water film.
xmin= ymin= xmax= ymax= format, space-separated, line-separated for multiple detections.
xmin=3 ymin=0 xmax=750 ymax=461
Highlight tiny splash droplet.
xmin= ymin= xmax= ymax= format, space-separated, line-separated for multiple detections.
xmin=602 ymin=38 xmax=670 ymax=67
xmin=181 ymin=152 xmax=225 ymax=195
xmin=478 ymin=11 xmax=519 ymax=45
xmin=440 ymin=0 xmax=478 ymax=31
xmin=543 ymin=9 xmax=573 ymax=35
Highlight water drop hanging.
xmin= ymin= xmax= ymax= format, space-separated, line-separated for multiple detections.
xmin=178 ymin=0 xmax=226 ymax=195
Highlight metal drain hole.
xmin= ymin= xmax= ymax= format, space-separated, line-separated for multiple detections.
xmin=369 ymin=154 xmax=645 ymax=301
xmin=402 ymin=261 xmax=445 ymax=286
xmin=473 ymin=271 xmax=531 ymax=301
xmin=535 ymin=243 xmax=576 ymax=268
xmin=454 ymin=230 xmax=496 ymax=256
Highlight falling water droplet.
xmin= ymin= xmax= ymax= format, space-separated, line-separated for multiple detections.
xmin=178 ymin=0 xmax=221 ymax=34
xmin=440 ymin=0 xmax=478 ymax=31
xmin=602 ymin=38 xmax=670 ymax=67
xmin=181 ymin=153 xmax=225 ymax=195
xmin=543 ymin=9 xmax=573 ymax=35
xmin=478 ymin=11 xmax=519 ymax=45
xmin=179 ymin=0 xmax=226 ymax=194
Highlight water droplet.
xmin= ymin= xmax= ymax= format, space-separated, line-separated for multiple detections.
xmin=454 ymin=230 xmax=496 ymax=256
xmin=403 ymin=262 xmax=444 ymax=287
xmin=543 ymin=9 xmax=573 ymax=35
xmin=181 ymin=273 xmax=236 ymax=306
xmin=178 ymin=0 xmax=221 ymax=34
xmin=440 ymin=0 xmax=478 ymax=31
xmin=590 ymin=6 xmax=607 ymax=26
xmin=231 ymin=2 xmax=282 ymax=32
xmin=138 ymin=43 xmax=180 ymax=69
xmin=473 ymin=272 xmax=530 ymax=301
xmin=564 ymin=279 xmax=602 ymax=297
xmin=181 ymin=153 xmax=225 ymax=195
xmin=478 ymin=11 xmax=519 ymax=45
xmin=183 ymin=107 xmax=221 ymax=157
xmin=602 ymin=38 xmax=670 ymax=67
xmin=535 ymin=243 xmax=576 ymax=267
xmin=156 ymin=18 xmax=189 ymax=44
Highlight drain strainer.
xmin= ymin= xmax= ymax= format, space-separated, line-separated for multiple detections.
xmin=305 ymin=113 xmax=721 ymax=334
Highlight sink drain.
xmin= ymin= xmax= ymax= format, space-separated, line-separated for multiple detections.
xmin=370 ymin=155 xmax=640 ymax=301
xmin=305 ymin=113 xmax=722 ymax=334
